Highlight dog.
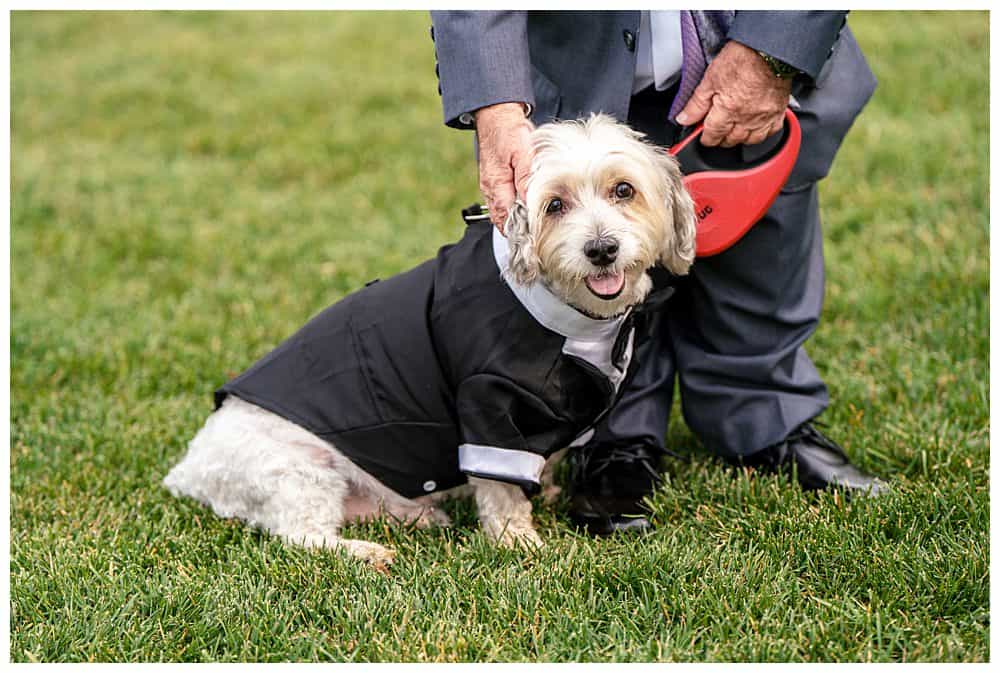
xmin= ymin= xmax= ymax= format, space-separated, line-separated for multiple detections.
xmin=163 ymin=114 xmax=697 ymax=565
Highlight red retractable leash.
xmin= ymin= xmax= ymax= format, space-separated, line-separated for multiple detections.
xmin=669 ymin=108 xmax=801 ymax=257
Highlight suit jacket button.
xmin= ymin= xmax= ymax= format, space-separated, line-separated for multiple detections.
xmin=423 ymin=480 xmax=437 ymax=492
xmin=623 ymin=29 xmax=636 ymax=52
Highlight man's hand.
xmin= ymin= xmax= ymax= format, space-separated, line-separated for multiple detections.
xmin=676 ymin=40 xmax=793 ymax=148
xmin=474 ymin=102 xmax=534 ymax=233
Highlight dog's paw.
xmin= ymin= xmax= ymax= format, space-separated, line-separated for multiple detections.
xmin=427 ymin=507 xmax=451 ymax=528
xmin=415 ymin=506 xmax=453 ymax=529
xmin=291 ymin=533 xmax=397 ymax=565
xmin=340 ymin=539 xmax=398 ymax=566
xmin=494 ymin=525 xmax=544 ymax=551
xmin=540 ymin=483 xmax=562 ymax=506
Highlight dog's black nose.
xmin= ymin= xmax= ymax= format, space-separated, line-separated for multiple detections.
xmin=584 ymin=238 xmax=619 ymax=267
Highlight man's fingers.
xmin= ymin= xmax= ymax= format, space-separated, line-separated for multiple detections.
xmin=676 ymin=84 xmax=714 ymax=127
xmin=701 ymin=107 xmax=782 ymax=148
xmin=513 ymin=150 xmax=532 ymax=202
xmin=485 ymin=179 xmax=516 ymax=232
xmin=488 ymin=207 xmax=507 ymax=233
xmin=745 ymin=126 xmax=771 ymax=147
xmin=700 ymin=125 xmax=728 ymax=147
xmin=699 ymin=105 xmax=733 ymax=147
xmin=721 ymin=127 xmax=751 ymax=148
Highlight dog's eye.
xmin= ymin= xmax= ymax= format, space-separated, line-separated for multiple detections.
xmin=614 ymin=182 xmax=635 ymax=200
xmin=545 ymin=198 xmax=564 ymax=214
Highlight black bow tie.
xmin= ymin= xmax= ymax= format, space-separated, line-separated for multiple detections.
xmin=611 ymin=283 xmax=677 ymax=369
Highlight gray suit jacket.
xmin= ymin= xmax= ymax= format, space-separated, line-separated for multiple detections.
xmin=430 ymin=10 xmax=877 ymax=188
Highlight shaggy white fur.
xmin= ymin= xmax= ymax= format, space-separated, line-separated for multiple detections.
xmin=163 ymin=115 xmax=696 ymax=565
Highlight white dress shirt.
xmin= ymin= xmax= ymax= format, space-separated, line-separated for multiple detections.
xmin=632 ymin=10 xmax=684 ymax=95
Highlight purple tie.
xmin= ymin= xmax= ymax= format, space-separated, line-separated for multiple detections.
xmin=669 ymin=10 xmax=707 ymax=122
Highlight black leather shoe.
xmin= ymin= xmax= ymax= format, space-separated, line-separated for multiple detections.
xmin=742 ymin=423 xmax=889 ymax=497
xmin=568 ymin=441 xmax=665 ymax=536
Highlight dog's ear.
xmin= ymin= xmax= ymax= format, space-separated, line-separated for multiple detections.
xmin=504 ymin=200 xmax=541 ymax=285
xmin=657 ymin=153 xmax=697 ymax=276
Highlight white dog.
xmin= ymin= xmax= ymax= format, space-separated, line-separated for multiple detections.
xmin=164 ymin=115 xmax=696 ymax=565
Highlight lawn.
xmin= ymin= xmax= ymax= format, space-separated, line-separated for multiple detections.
xmin=10 ymin=10 xmax=989 ymax=662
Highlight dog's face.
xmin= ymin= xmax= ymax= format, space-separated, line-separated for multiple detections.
xmin=505 ymin=115 xmax=697 ymax=319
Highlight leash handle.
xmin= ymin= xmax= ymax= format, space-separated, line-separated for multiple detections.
xmin=669 ymin=108 xmax=802 ymax=257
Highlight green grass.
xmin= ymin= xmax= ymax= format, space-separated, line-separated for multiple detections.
xmin=10 ymin=10 xmax=989 ymax=662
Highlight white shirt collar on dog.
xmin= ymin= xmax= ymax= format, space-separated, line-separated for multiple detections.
xmin=492 ymin=226 xmax=626 ymax=344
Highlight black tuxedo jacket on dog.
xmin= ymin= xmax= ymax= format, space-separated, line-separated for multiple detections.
xmin=217 ymin=218 xmax=648 ymax=498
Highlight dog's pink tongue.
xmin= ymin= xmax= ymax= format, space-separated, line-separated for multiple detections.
xmin=585 ymin=271 xmax=625 ymax=297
